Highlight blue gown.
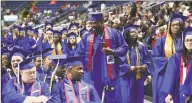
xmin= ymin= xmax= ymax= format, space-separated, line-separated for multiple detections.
xmin=151 ymin=35 xmax=183 ymax=103
xmin=75 ymin=26 xmax=128 ymax=103
xmin=120 ymin=42 xmax=152 ymax=103
xmin=2 ymin=78 xmax=51 ymax=103
xmin=161 ymin=52 xmax=192 ymax=103
xmin=62 ymin=45 xmax=78 ymax=56
xmin=182 ymin=62 xmax=192 ymax=96
xmin=49 ymin=79 xmax=101 ymax=103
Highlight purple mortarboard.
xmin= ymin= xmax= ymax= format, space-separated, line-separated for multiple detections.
xmin=89 ymin=12 xmax=104 ymax=22
xmin=48 ymin=54 xmax=67 ymax=67
xmin=1 ymin=48 xmax=11 ymax=56
xmin=183 ymin=26 xmax=192 ymax=37
xmin=62 ymin=56 xmax=84 ymax=70
xmin=69 ymin=23 xmax=79 ymax=30
xmin=46 ymin=28 xmax=54 ymax=33
xmin=67 ymin=32 xmax=76 ymax=38
xmin=9 ymin=46 xmax=30 ymax=59
xmin=45 ymin=22 xmax=53 ymax=29
xmin=53 ymin=30 xmax=61 ymax=36
xmin=19 ymin=56 xmax=40 ymax=70
xmin=170 ymin=13 xmax=188 ymax=23
xmin=61 ymin=28 xmax=68 ymax=34
xmin=123 ymin=24 xmax=140 ymax=32
xmin=79 ymin=28 xmax=88 ymax=38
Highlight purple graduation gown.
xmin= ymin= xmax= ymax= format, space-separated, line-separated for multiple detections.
xmin=120 ymin=42 xmax=152 ymax=103
xmin=49 ymin=79 xmax=101 ymax=103
xmin=151 ymin=35 xmax=182 ymax=103
xmin=182 ymin=61 xmax=192 ymax=96
xmin=2 ymin=78 xmax=51 ymax=103
xmin=161 ymin=52 xmax=192 ymax=103
xmin=75 ymin=26 xmax=128 ymax=103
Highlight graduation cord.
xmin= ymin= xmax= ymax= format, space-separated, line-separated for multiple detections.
xmin=7 ymin=69 xmax=12 ymax=79
xmin=180 ymin=55 xmax=190 ymax=85
xmin=64 ymin=78 xmax=89 ymax=103
xmin=14 ymin=79 xmax=41 ymax=96
xmin=126 ymin=45 xmax=141 ymax=80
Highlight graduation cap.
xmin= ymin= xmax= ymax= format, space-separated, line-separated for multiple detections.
xmin=67 ymin=32 xmax=76 ymax=38
xmin=170 ymin=13 xmax=188 ymax=23
xmin=123 ymin=24 xmax=140 ymax=32
xmin=19 ymin=56 xmax=40 ymax=70
xmin=47 ymin=54 xmax=67 ymax=91
xmin=26 ymin=26 xmax=33 ymax=32
xmin=183 ymin=26 xmax=192 ymax=37
xmin=46 ymin=28 xmax=54 ymax=33
xmin=45 ymin=22 xmax=53 ymax=30
xmin=13 ymin=25 xmax=20 ymax=31
xmin=69 ymin=23 xmax=79 ymax=30
xmin=53 ymin=30 xmax=61 ymax=36
xmin=61 ymin=28 xmax=68 ymax=34
xmin=34 ymin=29 xmax=39 ymax=35
xmin=79 ymin=28 xmax=88 ymax=38
xmin=1 ymin=48 xmax=11 ymax=56
xmin=9 ymin=46 xmax=30 ymax=59
xmin=89 ymin=12 xmax=104 ymax=22
xmin=64 ymin=56 xmax=84 ymax=70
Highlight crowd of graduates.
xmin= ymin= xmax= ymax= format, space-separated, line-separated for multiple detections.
xmin=1 ymin=1 xmax=192 ymax=103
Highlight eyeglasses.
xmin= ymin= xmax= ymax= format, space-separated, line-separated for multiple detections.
xmin=185 ymin=39 xmax=192 ymax=43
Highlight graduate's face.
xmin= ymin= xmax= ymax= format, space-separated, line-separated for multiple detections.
xmin=62 ymin=32 xmax=67 ymax=39
xmin=53 ymin=34 xmax=59 ymax=42
xmin=11 ymin=56 xmax=23 ymax=75
xmin=21 ymin=67 xmax=36 ymax=83
xmin=129 ymin=29 xmax=138 ymax=40
xmin=20 ymin=31 xmax=25 ymax=37
xmin=184 ymin=35 xmax=192 ymax=52
xmin=91 ymin=21 xmax=102 ymax=31
xmin=70 ymin=27 xmax=78 ymax=34
xmin=70 ymin=65 xmax=84 ymax=81
xmin=43 ymin=57 xmax=52 ymax=69
xmin=35 ymin=57 xmax=41 ymax=68
xmin=69 ymin=36 xmax=76 ymax=45
xmin=56 ymin=66 xmax=66 ymax=78
xmin=171 ymin=20 xmax=181 ymax=35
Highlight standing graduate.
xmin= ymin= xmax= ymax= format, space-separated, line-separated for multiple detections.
xmin=161 ymin=26 xmax=192 ymax=103
xmin=62 ymin=32 xmax=78 ymax=56
xmin=182 ymin=59 xmax=192 ymax=103
xmin=40 ymin=28 xmax=54 ymax=50
xmin=75 ymin=12 xmax=128 ymax=103
xmin=120 ymin=24 xmax=152 ymax=103
xmin=2 ymin=56 xmax=51 ymax=103
xmin=152 ymin=13 xmax=188 ymax=103
xmin=50 ymin=56 xmax=101 ymax=103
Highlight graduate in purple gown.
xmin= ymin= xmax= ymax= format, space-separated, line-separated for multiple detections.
xmin=120 ymin=24 xmax=152 ymax=103
xmin=62 ymin=32 xmax=78 ymax=56
xmin=152 ymin=13 xmax=188 ymax=103
xmin=161 ymin=26 xmax=192 ymax=103
xmin=61 ymin=28 xmax=68 ymax=48
xmin=39 ymin=28 xmax=54 ymax=50
xmin=2 ymin=56 xmax=51 ymax=103
xmin=50 ymin=56 xmax=101 ymax=103
xmin=69 ymin=23 xmax=79 ymax=36
xmin=182 ymin=60 xmax=192 ymax=103
xmin=1 ymin=46 xmax=30 ymax=90
xmin=79 ymin=28 xmax=88 ymax=38
xmin=51 ymin=30 xmax=63 ymax=55
xmin=75 ymin=12 xmax=128 ymax=103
